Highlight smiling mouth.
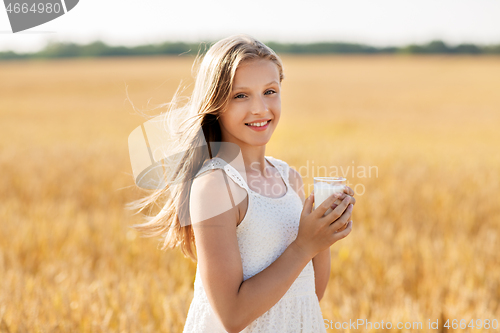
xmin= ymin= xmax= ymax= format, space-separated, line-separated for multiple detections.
xmin=245 ymin=120 xmax=271 ymax=127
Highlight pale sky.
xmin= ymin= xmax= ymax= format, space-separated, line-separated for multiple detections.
xmin=1 ymin=0 xmax=499 ymax=53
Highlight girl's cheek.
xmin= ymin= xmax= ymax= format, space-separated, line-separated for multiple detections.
xmin=272 ymin=98 xmax=281 ymax=110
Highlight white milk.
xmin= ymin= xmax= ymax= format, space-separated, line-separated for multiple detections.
xmin=314 ymin=182 xmax=345 ymax=216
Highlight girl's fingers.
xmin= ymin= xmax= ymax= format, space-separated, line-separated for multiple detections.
xmin=330 ymin=204 xmax=353 ymax=231
xmin=315 ymin=192 xmax=344 ymax=218
xmin=333 ymin=220 xmax=353 ymax=240
xmin=302 ymin=193 xmax=314 ymax=214
xmin=322 ymin=196 xmax=350 ymax=223
xmin=344 ymin=186 xmax=355 ymax=196
xmin=330 ymin=195 xmax=355 ymax=210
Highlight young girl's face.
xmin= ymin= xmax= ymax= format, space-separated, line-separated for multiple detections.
xmin=219 ymin=58 xmax=281 ymax=148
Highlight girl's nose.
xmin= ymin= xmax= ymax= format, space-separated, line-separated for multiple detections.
xmin=250 ymin=96 xmax=268 ymax=115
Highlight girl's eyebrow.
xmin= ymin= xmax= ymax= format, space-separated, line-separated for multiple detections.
xmin=232 ymin=80 xmax=279 ymax=91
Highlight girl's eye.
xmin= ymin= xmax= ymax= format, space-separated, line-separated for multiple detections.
xmin=234 ymin=89 xmax=276 ymax=98
xmin=234 ymin=93 xmax=246 ymax=99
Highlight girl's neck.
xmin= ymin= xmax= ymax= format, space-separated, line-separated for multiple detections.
xmin=215 ymin=146 xmax=270 ymax=176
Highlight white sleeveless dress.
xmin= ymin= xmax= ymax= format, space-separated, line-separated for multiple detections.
xmin=183 ymin=156 xmax=327 ymax=333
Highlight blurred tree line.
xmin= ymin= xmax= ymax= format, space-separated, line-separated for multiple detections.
xmin=1 ymin=39 xmax=499 ymax=60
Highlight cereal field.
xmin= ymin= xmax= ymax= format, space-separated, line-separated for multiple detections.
xmin=0 ymin=54 xmax=499 ymax=332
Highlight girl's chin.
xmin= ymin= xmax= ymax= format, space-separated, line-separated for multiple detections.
xmin=246 ymin=136 xmax=272 ymax=146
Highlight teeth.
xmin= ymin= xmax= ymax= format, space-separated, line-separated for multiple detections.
xmin=246 ymin=120 xmax=269 ymax=127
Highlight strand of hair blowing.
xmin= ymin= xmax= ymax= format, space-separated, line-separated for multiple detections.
xmin=125 ymin=34 xmax=285 ymax=262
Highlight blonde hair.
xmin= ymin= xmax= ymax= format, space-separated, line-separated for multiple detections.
xmin=125 ymin=34 xmax=285 ymax=262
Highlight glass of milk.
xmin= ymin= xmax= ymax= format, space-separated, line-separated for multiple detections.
xmin=313 ymin=177 xmax=347 ymax=217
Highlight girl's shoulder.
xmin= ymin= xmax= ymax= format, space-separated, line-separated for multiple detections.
xmin=194 ymin=157 xmax=249 ymax=191
xmin=195 ymin=157 xmax=226 ymax=177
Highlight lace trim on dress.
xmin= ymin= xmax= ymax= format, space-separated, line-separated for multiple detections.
xmin=195 ymin=156 xmax=290 ymax=192
xmin=195 ymin=157 xmax=250 ymax=191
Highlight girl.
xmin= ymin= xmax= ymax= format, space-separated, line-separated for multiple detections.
xmin=128 ymin=34 xmax=355 ymax=332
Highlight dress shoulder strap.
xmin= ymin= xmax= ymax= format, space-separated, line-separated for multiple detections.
xmin=194 ymin=158 xmax=223 ymax=178
xmin=194 ymin=157 xmax=250 ymax=191
xmin=265 ymin=156 xmax=291 ymax=185
xmin=195 ymin=156 xmax=291 ymax=189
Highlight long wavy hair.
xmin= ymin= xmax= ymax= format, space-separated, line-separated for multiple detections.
xmin=125 ymin=34 xmax=285 ymax=262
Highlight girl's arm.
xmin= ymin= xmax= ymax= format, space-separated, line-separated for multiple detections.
xmin=190 ymin=169 xmax=314 ymax=333
xmin=288 ymin=168 xmax=331 ymax=301
xmin=312 ymin=249 xmax=331 ymax=301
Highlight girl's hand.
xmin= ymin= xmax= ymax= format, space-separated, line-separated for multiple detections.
xmin=333 ymin=186 xmax=355 ymax=232
xmin=293 ymin=192 xmax=353 ymax=259
xmin=328 ymin=185 xmax=356 ymax=208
